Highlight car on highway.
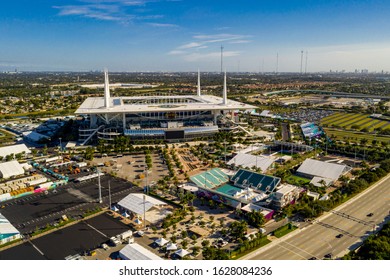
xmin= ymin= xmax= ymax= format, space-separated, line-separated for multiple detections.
xmin=367 ymin=212 xmax=374 ymax=217
xmin=336 ymin=234 xmax=344 ymax=238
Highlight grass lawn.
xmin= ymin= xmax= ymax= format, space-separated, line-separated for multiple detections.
xmin=230 ymin=237 xmax=271 ymax=260
xmin=273 ymin=223 xmax=298 ymax=238
xmin=321 ymin=112 xmax=390 ymax=132
xmin=285 ymin=174 xmax=311 ymax=186
xmin=324 ymin=128 xmax=390 ymax=143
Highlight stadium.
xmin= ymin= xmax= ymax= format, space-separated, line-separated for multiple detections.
xmin=76 ymin=71 xmax=256 ymax=144
xmin=190 ymin=168 xmax=280 ymax=218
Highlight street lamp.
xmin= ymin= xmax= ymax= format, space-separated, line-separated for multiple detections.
xmin=59 ymin=137 xmax=62 ymax=163
xmin=97 ymin=168 xmax=102 ymax=204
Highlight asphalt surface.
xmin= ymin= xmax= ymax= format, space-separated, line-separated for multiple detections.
xmin=0 ymin=242 xmax=46 ymax=260
xmin=0 ymin=212 xmax=131 ymax=260
xmin=244 ymin=173 xmax=390 ymax=260
xmin=0 ymin=175 xmax=142 ymax=234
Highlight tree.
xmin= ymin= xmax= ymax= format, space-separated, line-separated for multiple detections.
xmin=202 ymin=246 xmax=229 ymax=260
xmin=229 ymin=221 xmax=248 ymax=241
xmin=246 ymin=211 xmax=266 ymax=228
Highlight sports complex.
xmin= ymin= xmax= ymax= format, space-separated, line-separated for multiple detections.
xmin=190 ymin=168 xmax=281 ymax=219
xmin=76 ymin=71 xmax=255 ymax=144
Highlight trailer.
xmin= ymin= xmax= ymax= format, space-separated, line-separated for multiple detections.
xmin=119 ymin=230 xmax=133 ymax=241
xmin=75 ymin=162 xmax=87 ymax=168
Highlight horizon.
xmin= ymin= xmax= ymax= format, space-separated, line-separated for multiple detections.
xmin=1 ymin=1 xmax=390 ymax=72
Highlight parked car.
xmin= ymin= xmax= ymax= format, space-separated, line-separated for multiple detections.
xmin=324 ymin=253 xmax=333 ymax=259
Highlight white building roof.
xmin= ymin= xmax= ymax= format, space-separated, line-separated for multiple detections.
xmin=227 ymin=153 xmax=275 ymax=172
xmin=297 ymin=158 xmax=349 ymax=181
xmin=0 ymin=213 xmax=20 ymax=236
xmin=119 ymin=243 xmax=163 ymax=260
xmin=310 ymin=176 xmax=334 ymax=187
xmin=241 ymin=204 xmax=273 ymax=216
xmin=275 ymin=184 xmax=298 ymax=195
xmin=0 ymin=161 xmax=25 ymax=179
xmin=0 ymin=144 xmax=31 ymax=158
xmin=118 ymin=193 xmax=166 ymax=216
xmin=75 ymin=94 xmax=256 ymax=115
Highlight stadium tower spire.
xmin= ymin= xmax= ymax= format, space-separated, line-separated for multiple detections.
xmin=197 ymin=69 xmax=201 ymax=96
xmin=222 ymin=70 xmax=228 ymax=105
xmin=104 ymin=69 xmax=110 ymax=108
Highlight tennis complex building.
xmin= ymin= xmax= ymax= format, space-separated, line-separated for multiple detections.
xmin=190 ymin=168 xmax=281 ymax=219
xmin=76 ymin=70 xmax=256 ymax=144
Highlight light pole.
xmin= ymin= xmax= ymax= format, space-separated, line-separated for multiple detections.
xmin=59 ymin=137 xmax=62 ymax=163
xmin=97 ymin=168 xmax=102 ymax=203
xmin=108 ymin=180 xmax=111 ymax=208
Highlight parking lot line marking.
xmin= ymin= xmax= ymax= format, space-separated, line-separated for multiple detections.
xmin=28 ymin=241 xmax=45 ymax=256
xmin=84 ymin=222 xmax=109 ymax=238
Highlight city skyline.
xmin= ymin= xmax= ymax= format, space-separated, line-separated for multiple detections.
xmin=1 ymin=0 xmax=390 ymax=72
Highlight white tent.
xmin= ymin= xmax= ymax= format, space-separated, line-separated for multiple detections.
xmin=134 ymin=218 xmax=142 ymax=224
xmin=122 ymin=212 xmax=130 ymax=218
xmin=111 ymin=206 xmax=119 ymax=212
xmin=166 ymin=243 xmax=178 ymax=251
xmin=174 ymin=248 xmax=190 ymax=258
xmin=154 ymin=237 xmax=169 ymax=247
xmin=0 ymin=144 xmax=31 ymax=158
xmin=119 ymin=243 xmax=162 ymax=260
xmin=0 ymin=161 xmax=25 ymax=179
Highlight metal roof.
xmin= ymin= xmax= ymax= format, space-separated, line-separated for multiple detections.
xmin=119 ymin=243 xmax=162 ymax=260
xmin=297 ymin=159 xmax=348 ymax=180
xmin=228 ymin=153 xmax=275 ymax=172
xmin=118 ymin=193 xmax=166 ymax=216
xmin=0 ymin=144 xmax=31 ymax=158
xmin=0 ymin=161 xmax=25 ymax=179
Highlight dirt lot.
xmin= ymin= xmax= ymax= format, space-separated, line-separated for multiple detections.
xmin=90 ymin=153 xmax=169 ymax=187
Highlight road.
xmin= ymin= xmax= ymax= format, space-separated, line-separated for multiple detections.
xmin=243 ymin=173 xmax=390 ymax=260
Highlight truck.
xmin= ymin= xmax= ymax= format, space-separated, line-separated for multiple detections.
xmin=109 ymin=236 xmax=121 ymax=246
xmin=75 ymin=162 xmax=87 ymax=168
xmin=119 ymin=230 xmax=133 ymax=241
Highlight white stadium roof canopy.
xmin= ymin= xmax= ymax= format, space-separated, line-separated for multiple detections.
xmin=75 ymin=94 xmax=256 ymax=115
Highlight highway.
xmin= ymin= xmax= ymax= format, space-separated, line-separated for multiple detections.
xmin=243 ymin=173 xmax=390 ymax=260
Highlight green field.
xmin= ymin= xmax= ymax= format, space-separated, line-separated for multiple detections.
xmin=285 ymin=175 xmax=311 ymax=186
xmin=321 ymin=112 xmax=390 ymax=132
xmin=324 ymin=128 xmax=390 ymax=143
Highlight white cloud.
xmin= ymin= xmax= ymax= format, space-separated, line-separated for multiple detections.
xmin=168 ymin=50 xmax=186 ymax=55
xmin=177 ymin=42 xmax=203 ymax=49
xmin=148 ymin=23 xmax=178 ymax=27
xmin=169 ymin=33 xmax=251 ymax=62
xmin=54 ymin=0 xmax=176 ymax=26
xmin=229 ymin=40 xmax=252 ymax=44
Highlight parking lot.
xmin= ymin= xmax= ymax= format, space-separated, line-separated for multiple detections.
xmin=0 ymin=175 xmax=142 ymax=234
xmin=0 ymin=212 xmax=131 ymax=260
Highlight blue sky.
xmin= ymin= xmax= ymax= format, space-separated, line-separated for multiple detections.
xmin=1 ymin=0 xmax=390 ymax=72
